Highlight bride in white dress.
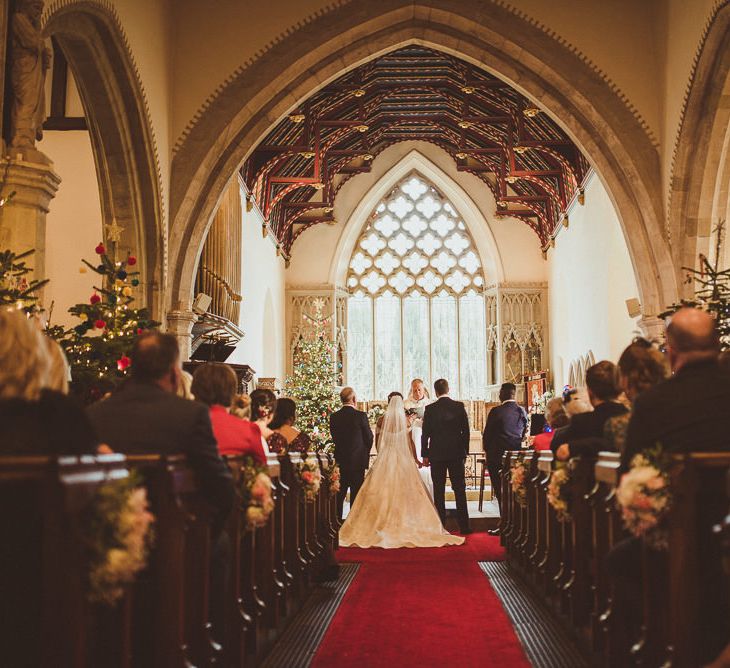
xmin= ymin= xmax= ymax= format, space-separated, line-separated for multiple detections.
xmin=339 ymin=395 xmax=464 ymax=549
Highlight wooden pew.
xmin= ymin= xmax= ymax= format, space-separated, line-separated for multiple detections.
xmin=1 ymin=455 xmax=135 ymax=668
xmin=126 ymin=454 xmax=218 ymax=668
xmin=279 ymin=452 xmax=307 ymax=606
xmin=536 ymin=451 xmax=560 ymax=598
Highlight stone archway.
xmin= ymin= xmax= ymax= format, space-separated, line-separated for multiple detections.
xmin=668 ymin=3 xmax=730 ymax=280
xmin=43 ymin=1 xmax=163 ymax=317
xmin=168 ymin=1 xmax=677 ymax=344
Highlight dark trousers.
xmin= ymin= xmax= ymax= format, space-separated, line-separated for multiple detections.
xmin=337 ymin=467 xmax=365 ymax=519
xmin=487 ymin=461 xmax=502 ymax=506
xmin=430 ymin=458 xmax=469 ymax=531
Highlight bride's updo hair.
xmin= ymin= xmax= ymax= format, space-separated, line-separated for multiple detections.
xmin=387 ymin=391 xmax=403 ymax=402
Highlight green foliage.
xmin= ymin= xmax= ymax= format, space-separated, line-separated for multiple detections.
xmin=0 ymin=248 xmax=49 ymax=314
xmin=49 ymin=244 xmax=158 ymax=404
xmin=660 ymin=221 xmax=730 ymax=350
xmin=285 ymin=334 xmax=340 ymax=452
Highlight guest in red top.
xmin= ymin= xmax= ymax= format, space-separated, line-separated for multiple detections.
xmin=191 ymin=362 xmax=266 ymax=464
xmin=532 ymin=397 xmax=569 ymax=451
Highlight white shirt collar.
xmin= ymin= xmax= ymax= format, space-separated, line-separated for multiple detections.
xmin=502 ymin=399 xmax=517 ymax=404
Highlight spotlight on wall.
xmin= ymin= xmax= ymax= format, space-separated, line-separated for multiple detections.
xmin=625 ymin=297 xmax=642 ymax=318
xmin=193 ymin=293 xmax=212 ymax=315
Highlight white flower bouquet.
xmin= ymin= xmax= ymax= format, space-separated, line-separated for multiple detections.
xmin=240 ymin=457 xmax=275 ymax=530
xmin=616 ymin=448 xmax=672 ymax=550
xmin=547 ymin=465 xmax=571 ymax=521
xmin=510 ymin=456 xmax=528 ymax=507
xmin=297 ymin=456 xmax=322 ymax=502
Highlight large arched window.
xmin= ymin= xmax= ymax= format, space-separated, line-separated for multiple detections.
xmin=346 ymin=173 xmax=487 ymax=400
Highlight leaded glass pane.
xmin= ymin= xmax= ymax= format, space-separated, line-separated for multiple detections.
xmin=431 ymin=294 xmax=458 ymax=386
xmin=347 ymin=295 xmax=373 ymax=400
xmin=403 ymin=295 xmax=430 ymax=390
xmin=459 ymin=293 xmax=486 ymax=399
xmin=375 ymin=293 xmax=402 ymax=398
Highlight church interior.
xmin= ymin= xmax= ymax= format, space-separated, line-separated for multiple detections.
xmin=1 ymin=0 xmax=730 ymax=666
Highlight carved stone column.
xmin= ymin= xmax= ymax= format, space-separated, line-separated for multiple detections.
xmin=0 ymin=156 xmax=61 ymax=284
xmin=166 ymin=309 xmax=197 ymax=361
xmin=638 ymin=314 xmax=665 ymax=342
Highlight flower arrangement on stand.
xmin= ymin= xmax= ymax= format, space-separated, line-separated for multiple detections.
xmin=48 ymin=241 xmax=158 ymax=404
xmin=83 ymin=472 xmax=155 ymax=606
xmin=547 ymin=464 xmax=571 ymax=521
xmin=510 ymin=455 xmax=528 ymax=507
xmin=616 ymin=446 xmax=672 ymax=550
xmin=367 ymin=403 xmax=385 ymax=428
xmin=239 ymin=456 xmax=275 ymax=530
xmin=297 ymin=456 xmax=322 ymax=502
xmin=321 ymin=457 xmax=341 ymax=495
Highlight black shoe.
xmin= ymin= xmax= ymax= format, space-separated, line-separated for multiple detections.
xmin=487 ymin=528 xmax=500 ymax=536
xmin=460 ymin=527 xmax=474 ymax=535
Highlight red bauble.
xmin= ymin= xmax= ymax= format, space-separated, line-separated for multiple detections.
xmin=90 ymin=294 xmax=101 ymax=304
xmin=95 ymin=243 xmax=106 ymax=255
xmin=94 ymin=319 xmax=106 ymax=329
xmin=127 ymin=255 xmax=137 ymax=266
xmin=117 ymin=355 xmax=131 ymax=371
xmin=137 ymin=328 xmax=143 ymax=335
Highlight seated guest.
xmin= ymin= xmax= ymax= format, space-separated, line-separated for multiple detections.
xmin=603 ymin=338 xmax=668 ymax=454
xmin=622 ymin=307 xmax=730 ymax=466
xmin=531 ymin=397 xmax=568 ymax=450
xmin=249 ymin=388 xmax=280 ymax=454
xmin=44 ymin=336 xmax=71 ymax=394
xmin=554 ymin=361 xmax=628 ymax=460
xmin=231 ymin=393 xmax=251 ymax=420
xmin=269 ymin=397 xmax=311 ymax=453
xmin=0 ymin=309 xmax=97 ymax=455
xmin=86 ymin=332 xmax=234 ymax=525
xmin=191 ymin=362 xmax=266 ymax=464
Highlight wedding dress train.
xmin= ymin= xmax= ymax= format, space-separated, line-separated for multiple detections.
xmin=339 ymin=396 xmax=464 ymax=549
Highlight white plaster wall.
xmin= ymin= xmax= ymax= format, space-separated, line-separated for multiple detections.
xmin=40 ymin=130 xmax=103 ymax=328
xmin=548 ymin=173 xmax=641 ymax=389
xmin=226 ymin=188 xmax=287 ymax=380
xmin=286 ymin=142 xmax=547 ymax=288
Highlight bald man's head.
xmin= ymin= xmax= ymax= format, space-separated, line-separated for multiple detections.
xmin=665 ymin=308 xmax=719 ymax=369
xmin=131 ymin=331 xmax=180 ymax=383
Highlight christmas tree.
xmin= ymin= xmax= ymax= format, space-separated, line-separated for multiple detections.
xmin=661 ymin=220 xmax=730 ymax=350
xmin=0 ymin=248 xmax=48 ymax=314
xmin=51 ymin=238 xmax=158 ymax=404
xmin=284 ymin=299 xmax=340 ymax=451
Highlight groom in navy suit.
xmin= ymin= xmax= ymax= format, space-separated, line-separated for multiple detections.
xmin=421 ymin=379 xmax=472 ymax=534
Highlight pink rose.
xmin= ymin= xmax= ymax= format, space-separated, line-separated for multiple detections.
xmin=302 ymin=471 xmax=313 ymax=483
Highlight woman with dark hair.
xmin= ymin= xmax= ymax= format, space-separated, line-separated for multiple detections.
xmin=191 ymin=363 xmax=266 ymax=463
xmin=269 ymin=397 xmax=311 ymax=453
xmin=532 ymin=397 xmax=569 ymax=451
xmin=249 ymin=388 xmax=279 ymax=456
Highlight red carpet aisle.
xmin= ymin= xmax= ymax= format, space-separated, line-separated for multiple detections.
xmin=311 ymin=534 xmax=530 ymax=667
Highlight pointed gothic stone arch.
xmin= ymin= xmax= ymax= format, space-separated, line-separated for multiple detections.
xmin=668 ymin=3 xmax=730 ymax=280
xmin=43 ymin=1 xmax=163 ymax=317
xmin=168 ymin=1 xmax=676 ymax=338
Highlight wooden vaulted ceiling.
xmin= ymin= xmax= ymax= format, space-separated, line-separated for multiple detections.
xmin=241 ymin=46 xmax=590 ymax=256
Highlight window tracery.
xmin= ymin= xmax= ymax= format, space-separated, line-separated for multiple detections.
xmin=346 ymin=173 xmax=487 ymax=399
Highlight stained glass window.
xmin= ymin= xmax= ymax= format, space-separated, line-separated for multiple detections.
xmin=346 ymin=173 xmax=488 ymax=399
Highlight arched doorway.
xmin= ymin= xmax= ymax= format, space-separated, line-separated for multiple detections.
xmin=168 ymin=1 xmax=677 ymax=341
xmin=43 ymin=2 xmax=163 ymax=317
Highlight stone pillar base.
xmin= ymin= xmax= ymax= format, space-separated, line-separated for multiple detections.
xmin=0 ymin=155 xmax=61 ymax=286
xmin=166 ymin=309 xmax=197 ymax=361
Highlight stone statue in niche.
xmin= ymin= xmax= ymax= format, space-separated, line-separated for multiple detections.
xmin=9 ymin=0 xmax=51 ymax=149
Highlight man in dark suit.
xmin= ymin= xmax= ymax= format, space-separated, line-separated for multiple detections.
xmin=482 ymin=382 xmax=527 ymax=510
xmin=554 ymin=361 xmax=628 ymax=461
xmin=329 ymin=386 xmax=373 ymax=519
xmin=621 ymin=307 xmax=730 ymax=466
xmin=87 ymin=331 xmax=234 ymax=644
xmin=421 ymin=379 xmax=471 ymax=534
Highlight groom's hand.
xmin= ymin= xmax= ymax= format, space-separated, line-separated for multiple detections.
xmin=422 ymin=457 xmax=429 ymax=467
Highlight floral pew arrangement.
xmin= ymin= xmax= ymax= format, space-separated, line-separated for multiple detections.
xmin=239 ymin=456 xmax=275 ymax=530
xmin=297 ymin=456 xmax=323 ymax=501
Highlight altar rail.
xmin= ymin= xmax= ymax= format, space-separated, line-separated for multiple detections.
xmin=369 ymin=451 xmax=484 ymax=488
xmin=0 ymin=451 xmax=339 ymax=667
xmin=499 ymin=449 xmax=730 ymax=667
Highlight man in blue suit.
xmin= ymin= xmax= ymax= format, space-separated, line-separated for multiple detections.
xmin=482 ymin=382 xmax=527 ymax=516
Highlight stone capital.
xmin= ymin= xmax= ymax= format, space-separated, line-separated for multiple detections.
xmin=0 ymin=155 xmax=61 ymax=290
xmin=166 ymin=309 xmax=197 ymax=361
xmin=638 ymin=314 xmax=665 ymax=343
